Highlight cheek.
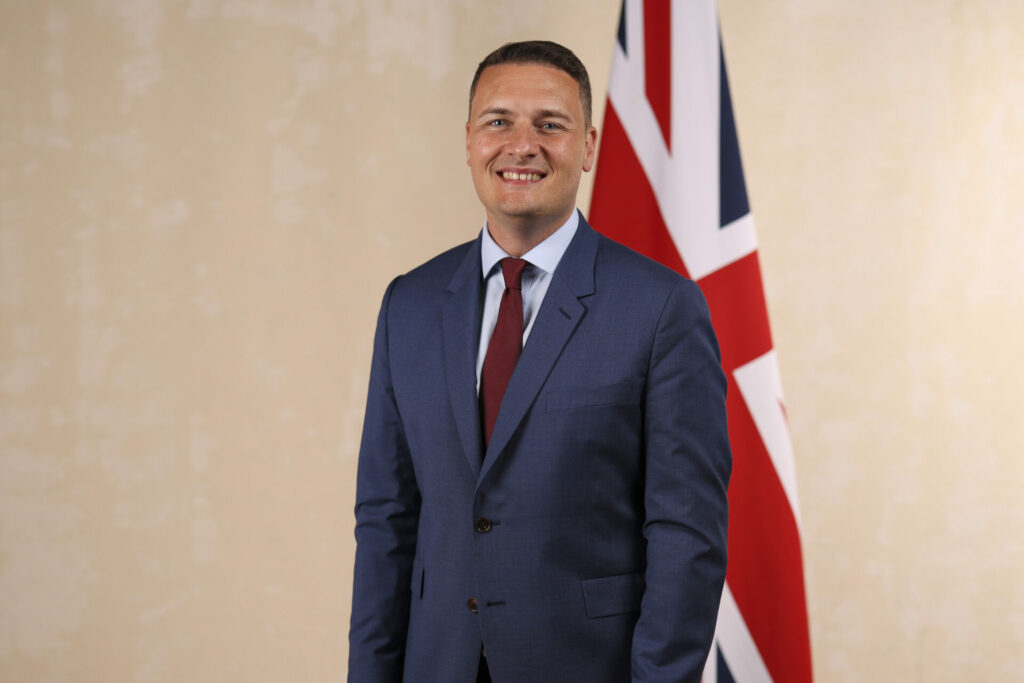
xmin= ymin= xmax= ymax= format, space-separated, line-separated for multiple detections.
xmin=553 ymin=142 xmax=585 ymax=169
xmin=469 ymin=142 xmax=496 ymax=169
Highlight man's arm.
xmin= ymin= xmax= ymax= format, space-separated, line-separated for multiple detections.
xmin=631 ymin=278 xmax=732 ymax=682
xmin=349 ymin=278 xmax=421 ymax=683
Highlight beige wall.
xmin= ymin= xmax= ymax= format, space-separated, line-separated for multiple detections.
xmin=1 ymin=1 xmax=1022 ymax=680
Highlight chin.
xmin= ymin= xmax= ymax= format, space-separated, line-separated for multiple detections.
xmin=494 ymin=201 xmax=542 ymax=219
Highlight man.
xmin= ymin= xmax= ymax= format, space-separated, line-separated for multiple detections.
xmin=349 ymin=41 xmax=731 ymax=682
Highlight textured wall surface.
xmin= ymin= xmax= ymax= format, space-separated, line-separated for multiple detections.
xmin=1 ymin=1 xmax=1022 ymax=681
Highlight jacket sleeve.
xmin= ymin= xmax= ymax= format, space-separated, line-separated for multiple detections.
xmin=348 ymin=277 xmax=421 ymax=683
xmin=631 ymin=278 xmax=732 ymax=682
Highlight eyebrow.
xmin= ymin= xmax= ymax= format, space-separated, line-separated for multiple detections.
xmin=535 ymin=109 xmax=571 ymax=121
xmin=477 ymin=107 xmax=512 ymax=120
xmin=476 ymin=107 xmax=572 ymax=122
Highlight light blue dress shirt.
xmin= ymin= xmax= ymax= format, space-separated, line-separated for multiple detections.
xmin=475 ymin=210 xmax=580 ymax=392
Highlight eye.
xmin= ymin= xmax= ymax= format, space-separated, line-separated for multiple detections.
xmin=488 ymin=119 xmax=507 ymax=127
xmin=540 ymin=122 xmax=563 ymax=131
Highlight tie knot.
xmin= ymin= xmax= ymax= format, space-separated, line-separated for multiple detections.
xmin=499 ymin=258 xmax=528 ymax=291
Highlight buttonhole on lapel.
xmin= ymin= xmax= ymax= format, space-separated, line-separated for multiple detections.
xmin=486 ymin=600 xmax=506 ymax=607
xmin=558 ymin=307 xmax=572 ymax=320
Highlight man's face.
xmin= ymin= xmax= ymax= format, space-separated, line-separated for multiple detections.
xmin=466 ymin=63 xmax=597 ymax=236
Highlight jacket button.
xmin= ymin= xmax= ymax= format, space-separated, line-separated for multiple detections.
xmin=467 ymin=597 xmax=478 ymax=613
xmin=474 ymin=517 xmax=492 ymax=533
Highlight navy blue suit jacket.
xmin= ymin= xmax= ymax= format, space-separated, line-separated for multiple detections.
xmin=349 ymin=217 xmax=731 ymax=682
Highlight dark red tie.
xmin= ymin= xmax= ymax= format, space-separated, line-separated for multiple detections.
xmin=480 ymin=258 xmax=528 ymax=447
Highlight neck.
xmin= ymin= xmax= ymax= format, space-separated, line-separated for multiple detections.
xmin=486 ymin=210 xmax=574 ymax=257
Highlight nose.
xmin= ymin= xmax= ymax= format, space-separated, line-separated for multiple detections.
xmin=507 ymin=125 xmax=540 ymax=157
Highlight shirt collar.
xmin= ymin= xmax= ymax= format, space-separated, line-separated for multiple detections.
xmin=480 ymin=209 xmax=580 ymax=280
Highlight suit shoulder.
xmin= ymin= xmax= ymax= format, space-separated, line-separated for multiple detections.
xmin=593 ymin=232 xmax=698 ymax=295
xmin=590 ymin=233 xmax=714 ymax=348
xmin=405 ymin=239 xmax=476 ymax=281
xmin=384 ymin=239 xmax=477 ymax=300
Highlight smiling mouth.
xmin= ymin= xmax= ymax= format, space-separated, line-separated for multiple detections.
xmin=499 ymin=171 xmax=544 ymax=182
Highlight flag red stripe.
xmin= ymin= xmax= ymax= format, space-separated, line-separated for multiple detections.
xmin=643 ymin=0 xmax=672 ymax=150
xmin=697 ymin=252 xmax=773 ymax=373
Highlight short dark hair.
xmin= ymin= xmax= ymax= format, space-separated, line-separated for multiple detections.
xmin=468 ymin=40 xmax=593 ymax=127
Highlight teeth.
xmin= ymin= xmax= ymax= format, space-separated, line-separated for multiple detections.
xmin=502 ymin=172 xmax=542 ymax=181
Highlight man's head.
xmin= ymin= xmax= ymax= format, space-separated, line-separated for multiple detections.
xmin=466 ymin=41 xmax=597 ymax=252
xmin=469 ymin=41 xmax=593 ymax=128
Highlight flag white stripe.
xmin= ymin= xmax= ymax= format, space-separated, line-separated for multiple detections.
xmin=671 ymin=0 xmax=721 ymax=273
xmin=703 ymin=634 xmax=719 ymax=682
xmin=734 ymin=349 xmax=802 ymax=524
xmin=716 ymin=582 xmax=773 ymax=683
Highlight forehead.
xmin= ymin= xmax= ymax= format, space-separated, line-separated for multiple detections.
xmin=471 ymin=63 xmax=582 ymax=117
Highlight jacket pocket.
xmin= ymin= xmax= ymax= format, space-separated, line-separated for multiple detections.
xmin=545 ymin=381 xmax=640 ymax=412
xmin=581 ymin=572 xmax=644 ymax=618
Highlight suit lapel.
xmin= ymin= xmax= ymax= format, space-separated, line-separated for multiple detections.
xmin=443 ymin=239 xmax=485 ymax=478
xmin=479 ymin=217 xmax=599 ymax=483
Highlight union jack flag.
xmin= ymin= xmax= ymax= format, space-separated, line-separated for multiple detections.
xmin=589 ymin=1 xmax=813 ymax=681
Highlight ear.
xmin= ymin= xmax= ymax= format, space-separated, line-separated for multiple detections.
xmin=465 ymin=121 xmax=472 ymax=166
xmin=582 ymin=125 xmax=598 ymax=173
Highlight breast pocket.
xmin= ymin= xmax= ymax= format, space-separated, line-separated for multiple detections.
xmin=545 ymin=380 xmax=641 ymax=413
